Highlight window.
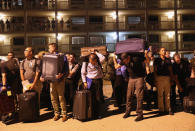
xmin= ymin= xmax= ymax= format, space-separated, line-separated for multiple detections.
xmin=89 ymin=16 xmax=103 ymax=24
xmin=183 ymin=34 xmax=195 ymax=42
xmin=72 ymin=37 xmax=85 ymax=44
xmin=71 ymin=0 xmax=85 ymax=5
xmin=127 ymin=34 xmax=142 ymax=39
xmin=148 ymin=15 xmax=158 ymax=22
xmin=128 ymin=16 xmax=141 ymax=24
xmin=13 ymin=37 xmax=24 ymax=45
xmin=182 ymin=15 xmax=195 ymax=21
xmin=32 ymin=37 xmax=46 ymax=45
xmin=90 ymin=36 xmax=104 ymax=44
xmin=149 ymin=35 xmax=159 ymax=43
xmin=71 ymin=17 xmax=85 ymax=24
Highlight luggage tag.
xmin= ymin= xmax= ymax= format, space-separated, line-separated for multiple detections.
xmin=7 ymin=91 xmax=12 ymax=96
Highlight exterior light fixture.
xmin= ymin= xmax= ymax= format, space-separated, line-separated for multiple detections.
xmin=0 ymin=36 xmax=5 ymax=41
xmin=166 ymin=12 xmax=174 ymax=19
xmin=111 ymin=12 xmax=117 ymax=19
xmin=166 ymin=32 xmax=174 ymax=38
xmin=110 ymin=32 xmax=117 ymax=40
xmin=57 ymin=35 xmax=62 ymax=40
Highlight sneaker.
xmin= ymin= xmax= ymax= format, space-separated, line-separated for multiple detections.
xmin=123 ymin=112 xmax=130 ymax=119
xmin=134 ymin=115 xmax=143 ymax=122
xmin=53 ymin=114 xmax=60 ymax=121
xmin=62 ymin=115 xmax=68 ymax=122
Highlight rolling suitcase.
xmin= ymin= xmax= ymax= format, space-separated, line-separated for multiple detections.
xmin=81 ymin=45 xmax=107 ymax=57
xmin=115 ymin=38 xmax=145 ymax=54
xmin=0 ymin=85 xmax=15 ymax=124
xmin=0 ymin=85 xmax=15 ymax=115
xmin=73 ymin=89 xmax=92 ymax=121
xmin=18 ymin=90 xmax=39 ymax=122
xmin=42 ymin=54 xmax=65 ymax=81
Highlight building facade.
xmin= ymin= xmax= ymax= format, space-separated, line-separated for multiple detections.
xmin=0 ymin=0 xmax=195 ymax=58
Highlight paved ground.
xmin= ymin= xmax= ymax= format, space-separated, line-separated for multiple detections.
xmin=0 ymin=82 xmax=195 ymax=131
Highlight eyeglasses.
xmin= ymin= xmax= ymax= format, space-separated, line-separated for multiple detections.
xmin=24 ymin=50 xmax=31 ymax=52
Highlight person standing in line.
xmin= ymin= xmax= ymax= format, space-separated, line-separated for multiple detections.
xmin=154 ymin=48 xmax=181 ymax=115
xmin=40 ymin=43 xmax=69 ymax=122
xmin=171 ymin=53 xmax=191 ymax=113
xmin=121 ymin=52 xmax=146 ymax=121
xmin=113 ymin=54 xmax=128 ymax=109
xmin=81 ymin=51 xmax=105 ymax=119
xmin=65 ymin=53 xmax=80 ymax=112
xmin=20 ymin=47 xmax=42 ymax=109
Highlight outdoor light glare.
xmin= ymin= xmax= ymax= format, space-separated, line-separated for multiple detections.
xmin=111 ymin=12 xmax=117 ymax=19
xmin=0 ymin=36 xmax=5 ymax=41
xmin=0 ymin=15 xmax=5 ymax=20
xmin=57 ymin=35 xmax=62 ymax=40
xmin=110 ymin=32 xmax=117 ymax=40
xmin=166 ymin=12 xmax=174 ymax=19
xmin=57 ymin=13 xmax=63 ymax=20
xmin=166 ymin=32 xmax=174 ymax=38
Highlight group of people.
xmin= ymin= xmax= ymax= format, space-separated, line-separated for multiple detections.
xmin=0 ymin=43 xmax=195 ymax=123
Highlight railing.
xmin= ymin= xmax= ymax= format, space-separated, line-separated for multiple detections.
xmin=88 ymin=1 xmax=103 ymax=9
xmin=26 ymin=1 xmax=55 ymax=10
xmin=180 ymin=42 xmax=195 ymax=51
xmin=57 ymin=1 xmax=69 ymax=10
xmin=148 ymin=21 xmax=175 ymax=30
xmin=126 ymin=22 xmax=145 ymax=30
xmin=177 ymin=0 xmax=195 ymax=9
xmin=147 ymin=0 xmax=174 ymax=9
xmin=125 ymin=0 xmax=145 ymax=9
xmin=149 ymin=42 xmax=176 ymax=50
xmin=0 ymin=23 xmax=24 ymax=33
xmin=27 ymin=21 xmax=56 ymax=32
xmin=0 ymin=0 xmax=24 ymax=10
xmin=178 ymin=21 xmax=195 ymax=30
xmin=0 ymin=45 xmax=11 ymax=55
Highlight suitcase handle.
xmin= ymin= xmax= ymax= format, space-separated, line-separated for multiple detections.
xmin=77 ymin=84 xmax=88 ymax=91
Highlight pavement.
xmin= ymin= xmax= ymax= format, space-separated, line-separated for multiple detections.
xmin=0 ymin=82 xmax=195 ymax=131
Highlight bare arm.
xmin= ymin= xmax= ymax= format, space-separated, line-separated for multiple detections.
xmin=20 ymin=69 xmax=25 ymax=81
xmin=113 ymin=55 xmax=121 ymax=69
xmin=31 ymin=72 xmax=40 ymax=89
xmin=2 ymin=73 xmax=6 ymax=86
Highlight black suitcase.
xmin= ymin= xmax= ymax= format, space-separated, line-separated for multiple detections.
xmin=42 ymin=54 xmax=65 ymax=81
xmin=18 ymin=90 xmax=39 ymax=122
xmin=0 ymin=85 xmax=15 ymax=115
xmin=73 ymin=89 xmax=92 ymax=121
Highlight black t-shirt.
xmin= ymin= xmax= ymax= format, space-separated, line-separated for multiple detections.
xmin=154 ymin=57 xmax=172 ymax=76
xmin=1 ymin=60 xmax=20 ymax=85
xmin=126 ymin=55 xmax=146 ymax=78
xmin=172 ymin=59 xmax=190 ymax=81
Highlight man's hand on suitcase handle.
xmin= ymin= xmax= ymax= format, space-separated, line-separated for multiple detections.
xmin=84 ymin=82 xmax=88 ymax=89
xmin=1 ymin=86 xmax=7 ymax=92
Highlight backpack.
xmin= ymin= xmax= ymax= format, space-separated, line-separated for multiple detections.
xmin=102 ymin=58 xmax=116 ymax=81
xmin=5 ymin=58 xmax=19 ymax=76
